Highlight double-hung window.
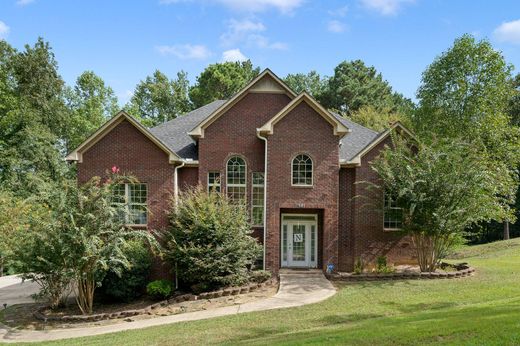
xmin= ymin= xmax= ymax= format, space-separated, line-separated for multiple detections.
xmin=226 ymin=156 xmax=246 ymax=203
xmin=112 ymin=183 xmax=148 ymax=226
xmin=251 ymin=172 xmax=265 ymax=226
xmin=383 ymin=191 xmax=402 ymax=230
xmin=208 ymin=172 xmax=221 ymax=193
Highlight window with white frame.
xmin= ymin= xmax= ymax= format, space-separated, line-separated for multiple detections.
xmin=112 ymin=183 xmax=148 ymax=226
xmin=383 ymin=191 xmax=402 ymax=230
xmin=226 ymin=156 xmax=246 ymax=203
xmin=208 ymin=172 xmax=221 ymax=193
xmin=292 ymin=154 xmax=313 ymax=186
xmin=251 ymin=172 xmax=264 ymax=226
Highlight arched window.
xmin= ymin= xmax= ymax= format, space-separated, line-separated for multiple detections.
xmin=226 ymin=156 xmax=246 ymax=202
xmin=292 ymin=154 xmax=313 ymax=186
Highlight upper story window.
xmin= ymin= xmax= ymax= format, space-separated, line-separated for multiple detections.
xmin=292 ymin=154 xmax=313 ymax=186
xmin=383 ymin=191 xmax=403 ymax=230
xmin=208 ymin=172 xmax=221 ymax=193
xmin=251 ymin=172 xmax=265 ymax=226
xmin=227 ymin=156 xmax=246 ymax=203
xmin=112 ymin=183 xmax=148 ymax=226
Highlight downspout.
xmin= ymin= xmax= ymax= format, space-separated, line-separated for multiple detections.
xmin=174 ymin=160 xmax=185 ymax=207
xmin=256 ymin=130 xmax=268 ymax=270
xmin=173 ymin=160 xmax=185 ymax=290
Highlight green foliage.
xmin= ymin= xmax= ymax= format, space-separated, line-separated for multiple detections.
xmin=414 ymin=34 xmax=520 ymax=241
xmin=320 ymin=60 xmax=413 ymax=115
xmin=353 ymin=257 xmax=364 ymax=275
xmin=249 ymin=270 xmax=271 ymax=283
xmin=347 ymin=105 xmax=411 ymax=132
xmin=371 ymin=137 xmax=515 ymax=271
xmin=283 ymin=71 xmax=327 ymax=98
xmin=375 ymin=256 xmax=394 ymax=273
xmin=189 ymin=60 xmax=260 ymax=108
xmin=165 ymin=187 xmax=262 ymax=289
xmin=64 ymin=71 xmax=118 ymax=151
xmin=125 ymin=70 xmax=191 ymax=127
xmin=146 ymin=279 xmax=173 ymax=300
xmin=99 ymin=239 xmax=153 ymax=303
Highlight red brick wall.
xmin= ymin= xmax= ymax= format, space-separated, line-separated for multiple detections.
xmin=198 ymin=92 xmax=292 ymax=243
xmin=78 ymin=119 xmax=174 ymax=231
xmin=338 ymin=136 xmax=416 ymax=271
xmin=265 ymin=101 xmax=340 ymax=274
xmin=178 ymin=166 xmax=199 ymax=192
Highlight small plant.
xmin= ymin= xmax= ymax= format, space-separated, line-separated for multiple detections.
xmin=146 ymin=280 xmax=173 ymax=300
xmin=250 ymin=270 xmax=271 ymax=283
xmin=375 ymin=256 xmax=394 ymax=273
xmin=354 ymin=257 xmax=365 ymax=275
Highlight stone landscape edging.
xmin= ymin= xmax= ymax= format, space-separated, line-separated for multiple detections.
xmin=326 ymin=263 xmax=475 ymax=282
xmin=33 ymin=279 xmax=278 ymax=323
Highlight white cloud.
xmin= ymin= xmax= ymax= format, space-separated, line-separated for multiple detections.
xmin=220 ymin=18 xmax=287 ymax=50
xmin=159 ymin=0 xmax=304 ymax=14
xmin=328 ymin=5 xmax=348 ymax=17
xmin=16 ymin=0 xmax=35 ymax=5
xmin=494 ymin=19 xmax=520 ymax=45
xmin=220 ymin=18 xmax=265 ymax=46
xmin=360 ymin=0 xmax=414 ymax=16
xmin=222 ymin=48 xmax=248 ymax=62
xmin=0 ymin=21 xmax=10 ymax=39
xmin=328 ymin=20 xmax=346 ymax=33
xmin=156 ymin=44 xmax=212 ymax=59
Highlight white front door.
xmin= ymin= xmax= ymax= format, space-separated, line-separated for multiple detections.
xmin=281 ymin=214 xmax=317 ymax=268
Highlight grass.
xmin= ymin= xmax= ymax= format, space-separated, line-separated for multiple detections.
xmin=18 ymin=238 xmax=520 ymax=345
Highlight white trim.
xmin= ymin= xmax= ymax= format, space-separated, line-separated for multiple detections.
xmin=188 ymin=69 xmax=296 ymax=139
xmin=341 ymin=122 xmax=414 ymax=167
xmin=251 ymin=172 xmax=265 ymax=227
xmin=256 ymin=131 xmax=268 ymax=270
xmin=257 ymin=92 xmax=350 ymax=138
xmin=281 ymin=214 xmax=318 ymax=268
xmin=113 ymin=183 xmax=148 ymax=226
xmin=291 ymin=153 xmax=314 ymax=187
xmin=174 ymin=161 xmax=185 ymax=207
xmin=226 ymin=156 xmax=247 ymax=202
xmin=66 ymin=111 xmax=181 ymax=164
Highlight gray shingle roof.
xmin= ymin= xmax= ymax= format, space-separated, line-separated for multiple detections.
xmin=150 ymin=100 xmax=380 ymax=162
xmin=150 ymin=100 xmax=226 ymax=160
xmin=331 ymin=112 xmax=380 ymax=161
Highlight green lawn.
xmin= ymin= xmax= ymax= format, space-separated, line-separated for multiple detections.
xmin=32 ymin=239 xmax=520 ymax=345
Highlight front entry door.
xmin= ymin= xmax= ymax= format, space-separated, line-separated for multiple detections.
xmin=281 ymin=214 xmax=317 ymax=268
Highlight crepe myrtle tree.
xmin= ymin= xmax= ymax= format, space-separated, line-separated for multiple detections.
xmin=369 ymin=137 xmax=517 ymax=272
xmin=13 ymin=169 xmax=158 ymax=314
xmin=166 ymin=186 xmax=262 ymax=290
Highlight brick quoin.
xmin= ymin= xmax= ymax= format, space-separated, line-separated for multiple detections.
xmin=75 ymin=89 xmax=415 ymax=277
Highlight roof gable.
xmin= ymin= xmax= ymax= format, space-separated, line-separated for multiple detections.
xmin=65 ymin=111 xmax=181 ymax=164
xmin=340 ymin=121 xmax=414 ymax=167
xmin=257 ymin=92 xmax=350 ymax=137
xmin=188 ymin=69 xmax=296 ymax=139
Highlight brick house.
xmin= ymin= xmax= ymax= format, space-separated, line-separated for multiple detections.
xmin=66 ymin=69 xmax=415 ymax=275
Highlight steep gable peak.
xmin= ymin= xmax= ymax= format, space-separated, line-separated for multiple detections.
xmin=188 ymin=69 xmax=296 ymax=139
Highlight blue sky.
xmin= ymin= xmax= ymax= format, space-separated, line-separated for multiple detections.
xmin=0 ymin=0 xmax=519 ymax=105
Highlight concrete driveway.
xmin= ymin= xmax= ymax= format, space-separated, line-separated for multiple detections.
xmin=0 ymin=275 xmax=40 ymax=306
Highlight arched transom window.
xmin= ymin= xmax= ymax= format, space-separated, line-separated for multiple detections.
xmin=292 ymin=154 xmax=313 ymax=186
xmin=227 ymin=156 xmax=246 ymax=202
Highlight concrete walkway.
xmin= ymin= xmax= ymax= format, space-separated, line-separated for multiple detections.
xmin=0 ymin=275 xmax=40 ymax=306
xmin=0 ymin=270 xmax=336 ymax=343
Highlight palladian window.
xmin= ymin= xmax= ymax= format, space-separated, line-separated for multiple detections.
xmin=226 ymin=156 xmax=246 ymax=203
xmin=292 ymin=154 xmax=313 ymax=186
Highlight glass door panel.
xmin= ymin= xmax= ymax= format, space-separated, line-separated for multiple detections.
xmin=291 ymin=224 xmax=306 ymax=262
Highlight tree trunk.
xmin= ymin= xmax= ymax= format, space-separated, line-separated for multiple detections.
xmin=504 ymin=221 xmax=510 ymax=240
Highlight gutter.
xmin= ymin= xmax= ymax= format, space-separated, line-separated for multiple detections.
xmin=256 ymin=130 xmax=268 ymax=271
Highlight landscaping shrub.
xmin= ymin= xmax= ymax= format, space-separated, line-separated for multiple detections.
xmin=354 ymin=257 xmax=365 ymax=275
xmin=250 ymin=270 xmax=271 ymax=283
xmin=147 ymin=280 xmax=173 ymax=300
xmin=165 ymin=187 xmax=262 ymax=290
xmin=99 ymin=239 xmax=153 ymax=303
xmin=375 ymin=256 xmax=394 ymax=273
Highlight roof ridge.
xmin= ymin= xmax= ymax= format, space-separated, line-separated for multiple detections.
xmin=151 ymin=99 xmax=227 ymax=130
xmin=330 ymin=111 xmax=379 ymax=135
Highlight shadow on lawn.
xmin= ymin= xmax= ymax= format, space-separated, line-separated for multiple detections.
xmin=223 ymin=299 xmax=520 ymax=345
